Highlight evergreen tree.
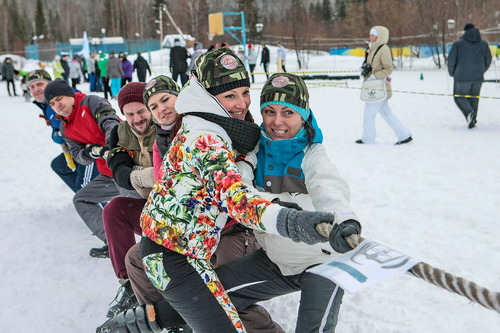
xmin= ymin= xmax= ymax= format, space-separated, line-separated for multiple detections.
xmin=336 ymin=0 xmax=347 ymax=19
xmin=8 ymin=0 xmax=27 ymax=42
xmin=238 ymin=0 xmax=260 ymax=43
xmin=34 ymin=0 xmax=47 ymax=37
xmin=322 ymin=0 xmax=333 ymax=22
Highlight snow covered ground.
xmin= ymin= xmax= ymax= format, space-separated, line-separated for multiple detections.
xmin=0 ymin=47 xmax=499 ymax=332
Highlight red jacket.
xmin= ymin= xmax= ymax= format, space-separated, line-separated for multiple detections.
xmin=61 ymin=92 xmax=120 ymax=177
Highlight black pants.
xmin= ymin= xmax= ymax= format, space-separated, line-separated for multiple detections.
xmin=172 ymin=71 xmax=189 ymax=87
xmin=143 ymin=237 xmax=344 ymax=332
xmin=6 ymin=79 xmax=16 ymax=95
xmin=453 ymin=80 xmax=482 ymax=120
xmin=249 ymin=64 xmax=256 ymax=83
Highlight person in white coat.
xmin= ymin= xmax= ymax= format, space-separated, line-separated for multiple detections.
xmin=356 ymin=26 xmax=412 ymax=145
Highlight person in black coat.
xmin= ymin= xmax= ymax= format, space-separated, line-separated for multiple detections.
xmin=260 ymin=44 xmax=270 ymax=79
xmin=448 ymin=23 xmax=492 ymax=128
xmin=133 ymin=52 xmax=152 ymax=82
xmin=169 ymin=38 xmax=189 ymax=86
xmin=2 ymin=57 xmax=17 ymax=96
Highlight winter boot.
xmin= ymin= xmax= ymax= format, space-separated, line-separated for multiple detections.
xmin=90 ymin=244 xmax=109 ymax=258
xmin=96 ymin=304 xmax=163 ymax=333
xmin=107 ymin=280 xmax=139 ymax=318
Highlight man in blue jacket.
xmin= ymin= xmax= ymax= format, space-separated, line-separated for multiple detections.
xmin=448 ymin=23 xmax=492 ymax=129
xmin=28 ymin=69 xmax=99 ymax=193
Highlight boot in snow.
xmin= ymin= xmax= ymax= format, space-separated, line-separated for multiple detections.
xmin=107 ymin=280 xmax=139 ymax=318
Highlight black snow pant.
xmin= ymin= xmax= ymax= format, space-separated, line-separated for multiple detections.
xmin=453 ymin=80 xmax=482 ymax=121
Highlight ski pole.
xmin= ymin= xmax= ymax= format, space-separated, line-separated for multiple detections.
xmin=317 ymin=223 xmax=500 ymax=314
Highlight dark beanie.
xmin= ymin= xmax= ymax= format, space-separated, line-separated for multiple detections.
xmin=117 ymin=82 xmax=147 ymax=114
xmin=27 ymin=69 xmax=51 ymax=85
xmin=194 ymin=47 xmax=250 ymax=96
xmin=143 ymin=75 xmax=180 ymax=110
xmin=44 ymin=78 xmax=75 ymax=103
xmin=463 ymin=23 xmax=475 ymax=31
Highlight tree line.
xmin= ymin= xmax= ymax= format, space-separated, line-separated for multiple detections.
xmin=1 ymin=0 xmax=499 ymax=57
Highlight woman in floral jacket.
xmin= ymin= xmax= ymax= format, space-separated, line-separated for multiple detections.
xmin=139 ymin=48 xmax=341 ymax=332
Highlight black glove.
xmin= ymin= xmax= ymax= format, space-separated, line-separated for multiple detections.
xmin=272 ymin=198 xmax=302 ymax=211
xmin=329 ymin=219 xmax=361 ymax=253
xmin=99 ymin=146 xmax=110 ymax=160
xmin=84 ymin=144 xmax=103 ymax=159
xmin=276 ymin=208 xmax=334 ymax=245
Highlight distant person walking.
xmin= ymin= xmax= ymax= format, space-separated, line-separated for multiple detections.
xmin=169 ymin=38 xmax=189 ymax=86
xmin=120 ymin=53 xmax=134 ymax=87
xmin=2 ymin=57 xmax=17 ymax=96
xmin=448 ymin=23 xmax=492 ymax=129
xmin=106 ymin=51 xmax=124 ymax=98
xmin=133 ymin=52 xmax=151 ymax=82
xmin=68 ymin=55 xmax=83 ymax=89
xmin=355 ymin=26 xmax=412 ymax=145
xmin=247 ymin=43 xmax=258 ymax=83
xmin=277 ymin=42 xmax=287 ymax=73
xmin=261 ymin=44 xmax=270 ymax=79
xmin=60 ymin=54 xmax=70 ymax=83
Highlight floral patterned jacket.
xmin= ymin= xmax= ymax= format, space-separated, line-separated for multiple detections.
xmin=140 ymin=77 xmax=282 ymax=260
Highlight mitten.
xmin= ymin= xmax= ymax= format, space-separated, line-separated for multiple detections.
xmin=84 ymin=144 xmax=103 ymax=159
xmin=130 ymin=167 xmax=154 ymax=198
xmin=329 ymin=219 xmax=361 ymax=253
xmin=276 ymin=208 xmax=334 ymax=245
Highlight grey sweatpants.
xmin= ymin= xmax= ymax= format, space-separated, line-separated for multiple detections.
xmin=73 ymin=174 xmax=120 ymax=242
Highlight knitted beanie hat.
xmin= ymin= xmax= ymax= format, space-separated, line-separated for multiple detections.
xmin=143 ymin=75 xmax=180 ymax=110
xmin=27 ymin=69 xmax=51 ymax=85
xmin=44 ymin=78 xmax=75 ymax=103
xmin=260 ymin=73 xmax=311 ymax=121
xmin=117 ymin=82 xmax=147 ymax=114
xmin=195 ymin=47 xmax=250 ymax=96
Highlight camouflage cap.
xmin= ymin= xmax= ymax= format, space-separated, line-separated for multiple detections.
xmin=260 ymin=73 xmax=310 ymax=120
xmin=143 ymin=75 xmax=180 ymax=110
xmin=195 ymin=47 xmax=250 ymax=96
xmin=27 ymin=69 xmax=52 ymax=85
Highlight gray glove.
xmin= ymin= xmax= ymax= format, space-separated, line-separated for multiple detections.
xmin=130 ymin=167 xmax=154 ymax=198
xmin=329 ymin=219 xmax=361 ymax=253
xmin=276 ymin=207 xmax=335 ymax=245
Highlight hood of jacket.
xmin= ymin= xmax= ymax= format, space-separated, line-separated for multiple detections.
xmin=462 ymin=28 xmax=481 ymax=43
xmin=175 ymin=76 xmax=232 ymax=118
xmin=370 ymin=26 xmax=389 ymax=49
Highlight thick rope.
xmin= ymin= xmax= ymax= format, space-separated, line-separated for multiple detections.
xmin=344 ymin=233 xmax=500 ymax=313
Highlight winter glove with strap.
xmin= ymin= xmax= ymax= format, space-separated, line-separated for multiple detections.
xmin=329 ymin=219 xmax=362 ymax=253
xmin=276 ymin=207 xmax=335 ymax=245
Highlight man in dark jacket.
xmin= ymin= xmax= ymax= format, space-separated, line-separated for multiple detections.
xmin=448 ymin=23 xmax=492 ymax=128
xmin=2 ymin=57 xmax=17 ymax=96
xmin=60 ymin=54 xmax=70 ymax=83
xmin=133 ymin=52 xmax=151 ymax=82
xmin=261 ymin=44 xmax=270 ymax=79
xmin=169 ymin=38 xmax=189 ymax=86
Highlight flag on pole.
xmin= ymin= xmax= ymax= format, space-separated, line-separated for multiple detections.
xmin=79 ymin=31 xmax=90 ymax=60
